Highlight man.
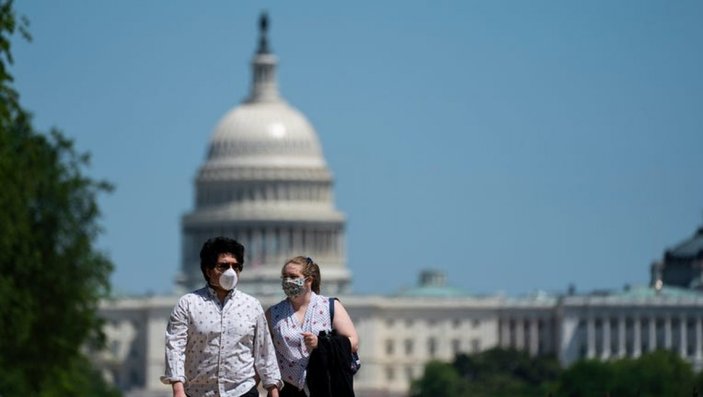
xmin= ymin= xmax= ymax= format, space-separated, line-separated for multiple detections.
xmin=161 ymin=237 xmax=282 ymax=397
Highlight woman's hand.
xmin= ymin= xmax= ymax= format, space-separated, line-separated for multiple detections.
xmin=301 ymin=331 xmax=318 ymax=351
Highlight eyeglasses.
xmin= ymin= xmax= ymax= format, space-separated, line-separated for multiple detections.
xmin=215 ymin=262 xmax=242 ymax=272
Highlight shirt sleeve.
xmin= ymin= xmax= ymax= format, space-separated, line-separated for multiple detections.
xmin=253 ymin=304 xmax=283 ymax=390
xmin=160 ymin=296 xmax=189 ymax=384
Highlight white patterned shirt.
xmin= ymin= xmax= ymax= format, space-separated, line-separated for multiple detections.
xmin=161 ymin=286 xmax=282 ymax=397
xmin=269 ymin=293 xmax=332 ymax=390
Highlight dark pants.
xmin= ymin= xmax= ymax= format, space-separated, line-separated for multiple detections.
xmin=280 ymin=381 xmax=307 ymax=397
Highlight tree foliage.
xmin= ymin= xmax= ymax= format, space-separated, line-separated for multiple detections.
xmin=411 ymin=360 xmax=466 ymax=397
xmin=414 ymin=348 xmax=703 ymax=397
xmin=412 ymin=348 xmax=560 ymax=397
xmin=0 ymin=1 xmax=119 ymax=396
xmin=558 ymin=350 xmax=698 ymax=397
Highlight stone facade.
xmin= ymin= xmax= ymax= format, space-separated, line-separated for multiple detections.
xmin=95 ymin=280 xmax=703 ymax=397
xmin=91 ymin=13 xmax=703 ymax=397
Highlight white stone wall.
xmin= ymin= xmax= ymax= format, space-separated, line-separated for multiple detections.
xmin=95 ymin=292 xmax=703 ymax=397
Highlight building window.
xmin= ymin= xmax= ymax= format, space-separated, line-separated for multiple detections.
xmin=472 ymin=318 xmax=481 ymax=328
xmin=453 ymin=319 xmax=462 ymax=328
xmin=405 ymin=339 xmax=414 ymax=356
xmin=405 ymin=366 xmax=414 ymax=381
xmin=428 ymin=337 xmax=437 ymax=357
xmin=452 ymin=339 xmax=461 ymax=355
xmin=471 ymin=338 xmax=481 ymax=353
xmin=386 ymin=318 xmax=395 ymax=327
xmin=385 ymin=339 xmax=394 ymax=355
xmin=386 ymin=366 xmax=395 ymax=381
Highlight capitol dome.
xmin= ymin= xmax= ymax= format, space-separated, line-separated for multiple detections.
xmin=207 ymin=100 xmax=326 ymax=169
xmin=179 ymin=13 xmax=350 ymax=296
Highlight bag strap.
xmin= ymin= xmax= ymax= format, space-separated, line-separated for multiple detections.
xmin=329 ymin=297 xmax=337 ymax=325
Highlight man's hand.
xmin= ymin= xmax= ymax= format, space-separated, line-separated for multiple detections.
xmin=266 ymin=385 xmax=280 ymax=397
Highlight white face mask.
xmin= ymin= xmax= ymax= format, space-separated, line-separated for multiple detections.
xmin=219 ymin=268 xmax=238 ymax=291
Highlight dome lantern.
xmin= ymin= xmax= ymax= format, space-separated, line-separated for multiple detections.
xmin=247 ymin=12 xmax=279 ymax=103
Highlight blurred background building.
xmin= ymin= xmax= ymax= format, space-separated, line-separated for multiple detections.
xmin=93 ymin=14 xmax=703 ymax=397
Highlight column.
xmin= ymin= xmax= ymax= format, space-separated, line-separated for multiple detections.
xmin=252 ymin=229 xmax=262 ymax=267
xmin=665 ymin=315 xmax=672 ymax=349
xmin=633 ymin=316 xmax=641 ymax=358
xmin=680 ymin=314 xmax=688 ymax=358
xmin=617 ymin=315 xmax=626 ymax=358
xmin=293 ymin=227 xmax=303 ymax=254
xmin=515 ymin=318 xmax=525 ymax=350
xmin=261 ymin=228 xmax=269 ymax=263
xmin=500 ymin=318 xmax=510 ymax=348
xmin=336 ymin=230 xmax=343 ymax=255
xmin=601 ymin=318 xmax=611 ymax=360
xmin=587 ymin=316 xmax=595 ymax=359
xmin=649 ymin=316 xmax=657 ymax=352
xmin=695 ymin=316 xmax=702 ymax=361
xmin=529 ymin=318 xmax=539 ymax=357
xmin=323 ymin=231 xmax=331 ymax=258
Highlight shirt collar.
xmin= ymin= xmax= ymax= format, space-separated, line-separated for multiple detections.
xmin=205 ymin=284 xmax=236 ymax=301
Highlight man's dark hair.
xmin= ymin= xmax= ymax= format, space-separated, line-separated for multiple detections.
xmin=199 ymin=236 xmax=245 ymax=283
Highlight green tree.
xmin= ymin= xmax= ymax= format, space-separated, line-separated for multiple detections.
xmin=557 ymin=350 xmax=697 ymax=397
xmin=453 ymin=348 xmax=561 ymax=397
xmin=0 ymin=1 xmax=120 ymax=396
xmin=557 ymin=359 xmax=616 ymax=397
xmin=412 ymin=348 xmax=561 ymax=397
xmin=411 ymin=360 xmax=466 ymax=397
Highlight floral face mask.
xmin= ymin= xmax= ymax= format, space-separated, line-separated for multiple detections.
xmin=282 ymin=276 xmax=306 ymax=297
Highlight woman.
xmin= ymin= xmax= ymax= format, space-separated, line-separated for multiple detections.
xmin=266 ymin=256 xmax=359 ymax=397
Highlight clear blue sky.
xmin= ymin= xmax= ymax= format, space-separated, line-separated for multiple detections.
xmin=12 ymin=1 xmax=703 ymax=296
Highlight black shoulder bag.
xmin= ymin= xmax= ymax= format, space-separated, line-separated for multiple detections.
xmin=329 ymin=297 xmax=361 ymax=375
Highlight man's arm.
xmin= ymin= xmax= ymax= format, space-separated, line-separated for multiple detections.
xmin=160 ymin=297 xmax=190 ymax=394
xmin=254 ymin=307 xmax=283 ymax=394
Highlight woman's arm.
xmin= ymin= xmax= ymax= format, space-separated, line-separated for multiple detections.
xmin=332 ymin=300 xmax=359 ymax=352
